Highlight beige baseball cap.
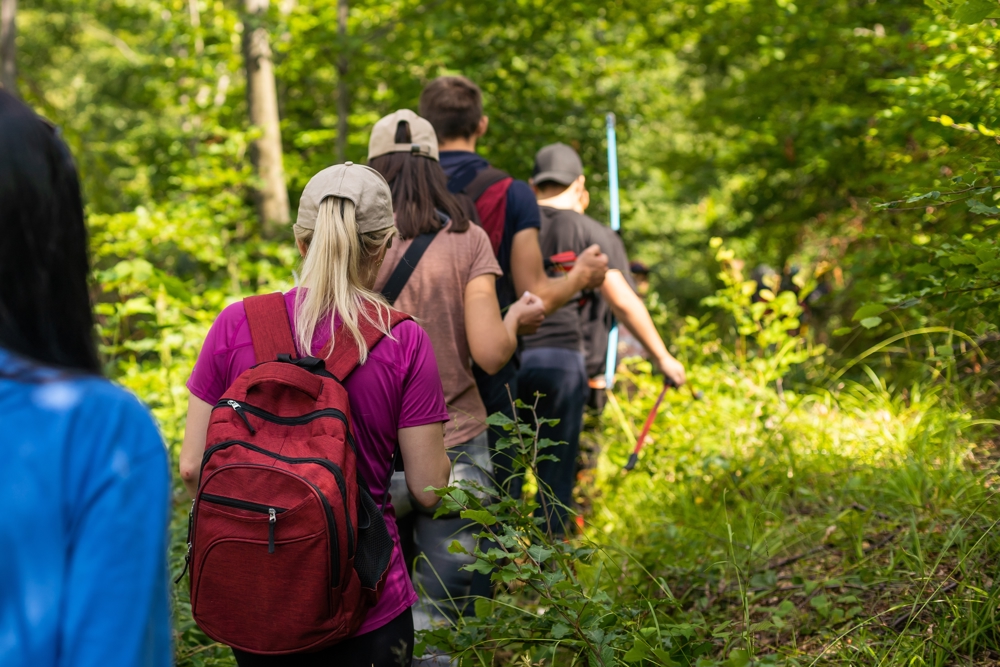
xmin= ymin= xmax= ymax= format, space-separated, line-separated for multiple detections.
xmin=367 ymin=109 xmax=439 ymax=162
xmin=294 ymin=162 xmax=395 ymax=237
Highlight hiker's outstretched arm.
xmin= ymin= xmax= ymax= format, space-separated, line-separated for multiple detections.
xmin=602 ymin=269 xmax=686 ymax=387
xmin=466 ymin=274 xmax=544 ymax=372
xmin=399 ymin=422 xmax=450 ymax=508
xmin=179 ymin=393 xmax=213 ymax=498
xmin=510 ymin=228 xmax=609 ymax=314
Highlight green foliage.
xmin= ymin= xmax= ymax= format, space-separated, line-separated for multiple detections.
xmin=421 ymin=253 xmax=1000 ymax=666
xmin=12 ymin=0 xmax=1000 ymax=663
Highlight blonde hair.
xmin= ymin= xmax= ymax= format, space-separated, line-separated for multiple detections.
xmin=294 ymin=197 xmax=397 ymax=364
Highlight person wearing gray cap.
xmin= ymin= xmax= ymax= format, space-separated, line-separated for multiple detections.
xmin=180 ymin=162 xmax=452 ymax=666
xmin=367 ymin=110 xmax=546 ymax=645
xmin=519 ymin=143 xmax=687 ymax=535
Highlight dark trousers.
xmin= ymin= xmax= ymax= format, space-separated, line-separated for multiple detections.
xmin=517 ymin=347 xmax=588 ymax=535
xmin=231 ymin=608 xmax=413 ymax=667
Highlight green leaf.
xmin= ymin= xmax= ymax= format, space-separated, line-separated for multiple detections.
xmin=623 ymin=642 xmax=649 ymax=662
xmin=935 ymin=344 xmax=955 ymax=357
xmin=485 ymin=412 xmax=514 ymax=427
xmin=951 ymin=254 xmax=979 ymax=265
xmin=978 ymin=259 xmax=1000 ymax=273
xmin=911 ymin=263 xmax=935 ymax=275
xmin=447 ymin=540 xmax=468 ymax=555
xmin=953 ymin=0 xmax=999 ymax=23
xmin=852 ymin=303 xmax=887 ymax=321
xmin=527 ymin=544 xmax=555 ymax=563
xmin=905 ymin=190 xmax=940 ymax=203
xmin=474 ymin=598 xmax=492 ymax=619
xmin=968 ymin=199 xmax=1000 ymax=215
xmin=832 ymin=327 xmax=852 ymax=336
xmin=551 ymin=622 xmax=573 ymax=639
xmin=860 ymin=317 xmax=883 ymax=329
xmin=460 ymin=509 xmax=496 ymax=525
xmin=728 ymin=648 xmax=751 ymax=667
xmin=462 ymin=559 xmax=493 ymax=575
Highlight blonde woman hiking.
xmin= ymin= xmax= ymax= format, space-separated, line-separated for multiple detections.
xmin=179 ymin=163 xmax=451 ymax=666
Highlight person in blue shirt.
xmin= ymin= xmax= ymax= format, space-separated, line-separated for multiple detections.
xmin=0 ymin=90 xmax=173 ymax=667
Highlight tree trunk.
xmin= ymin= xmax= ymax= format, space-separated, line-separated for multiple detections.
xmin=0 ymin=0 xmax=16 ymax=96
xmin=242 ymin=0 xmax=290 ymax=233
xmin=335 ymin=0 xmax=348 ymax=163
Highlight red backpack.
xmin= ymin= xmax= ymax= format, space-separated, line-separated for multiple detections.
xmin=460 ymin=166 xmax=513 ymax=256
xmin=185 ymin=293 xmax=409 ymax=654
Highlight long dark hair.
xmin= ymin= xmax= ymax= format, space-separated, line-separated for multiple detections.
xmin=0 ymin=91 xmax=101 ymax=374
xmin=368 ymin=120 xmax=471 ymax=240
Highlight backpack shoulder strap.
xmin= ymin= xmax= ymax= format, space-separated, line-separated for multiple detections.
xmin=320 ymin=303 xmax=413 ymax=381
xmin=380 ymin=228 xmax=440 ymax=306
xmin=244 ymin=292 xmax=297 ymax=363
xmin=463 ymin=166 xmax=510 ymax=201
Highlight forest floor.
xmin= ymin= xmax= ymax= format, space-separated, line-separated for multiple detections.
xmin=168 ymin=352 xmax=1000 ymax=666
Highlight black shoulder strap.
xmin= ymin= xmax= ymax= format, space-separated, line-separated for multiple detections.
xmin=463 ymin=166 xmax=510 ymax=202
xmin=380 ymin=228 xmax=440 ymax=306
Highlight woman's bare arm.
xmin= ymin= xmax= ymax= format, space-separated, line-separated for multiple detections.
xmin=398 ymin=422 xmax=451 ymax=507
xmin=179 ymin=394 xmax=213 ymax=498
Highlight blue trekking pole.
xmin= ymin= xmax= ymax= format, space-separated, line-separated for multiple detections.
xmin=603 ymin=112 xmax=621 ymax=391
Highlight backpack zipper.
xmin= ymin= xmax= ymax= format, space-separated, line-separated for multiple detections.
xmin=214 ymin=399 xmax=357 ymax=452
xmin=225 ymin=400 xmax=256 ymax=434
xmin=201 ymin=440 xmax=355 ymax=563
xmin=200 ymin=493 xmax=287 ymax=555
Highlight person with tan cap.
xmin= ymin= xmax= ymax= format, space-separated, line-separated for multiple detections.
xmin=180 ymin=162 xmax=452 ymax=665
xmin=367 ymin=110 xmax=545 ymax=639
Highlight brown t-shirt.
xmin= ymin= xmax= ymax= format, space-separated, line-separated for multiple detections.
xmin=375 ymin=222 xmax=502 ymax=448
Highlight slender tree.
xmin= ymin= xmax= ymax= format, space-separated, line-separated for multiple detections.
xmin=242 ymin=0 xmax=289 ymax=233
xmin=0 ymin=0 xmax=16 ymax=96
xmin=335 ymin=0 xmax=348 ymax=163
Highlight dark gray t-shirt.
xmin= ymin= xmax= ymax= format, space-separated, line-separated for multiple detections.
xmin=523 ymin=207 xmax=634 ymax=353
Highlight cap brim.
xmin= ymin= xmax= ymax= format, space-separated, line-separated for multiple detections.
xmin=532 ymin=170 xmax=579 ymax=186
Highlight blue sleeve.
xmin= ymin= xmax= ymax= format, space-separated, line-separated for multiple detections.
xmin=506 ymin=179 xmax=541 ymax=233
xmin=60 ymin=390 xmax=173 ymax=667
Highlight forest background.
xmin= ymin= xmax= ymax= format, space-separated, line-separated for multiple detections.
xmin=4 ymin=0 xmax=1000 ymax=664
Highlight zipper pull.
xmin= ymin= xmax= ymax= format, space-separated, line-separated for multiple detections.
xmin=268 ymin=508 xmax=276 ymax=554
xmin=174 ymin=499 xmax=195 ymax=584
xmin=174 ymin=546 xmax=191 ymax=584
xmin=228 ymin=400 xmax=257 ymax=434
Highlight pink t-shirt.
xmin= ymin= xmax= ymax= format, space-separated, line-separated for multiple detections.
xmin=186 ymin=289 xmax=449 ymax=636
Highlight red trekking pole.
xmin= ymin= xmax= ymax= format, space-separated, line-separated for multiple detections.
xmin=623 ymin=382 xmax=703 ymax=472
xmin=623 ymin=382 xmax=671 ymax=472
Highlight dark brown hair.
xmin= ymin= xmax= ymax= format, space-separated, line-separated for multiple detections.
xmin=418 ymin=76 xmax=483 ymax=141
xmin=368 ymin=120 xmax=471 ymax=240
xmin=0 ymin=90 xmax=100 ymax=374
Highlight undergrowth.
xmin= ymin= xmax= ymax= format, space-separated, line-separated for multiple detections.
xmin=160 ymin=246 xmax=1000 ymax=666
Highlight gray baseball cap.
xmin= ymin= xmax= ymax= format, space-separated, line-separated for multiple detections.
xmin=294 ymin=162 xmax=395 ymax=237
xmin=368 ymin=109 xmax=439 ymax=162
xmin=532 ymin=142 xmax=584 ymax=186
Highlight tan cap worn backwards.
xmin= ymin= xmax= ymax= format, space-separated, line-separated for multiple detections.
xmin=294 ymin=162 xmax=395 ymax=237
xmin=367 ymin=109 xmax=440 ymax=162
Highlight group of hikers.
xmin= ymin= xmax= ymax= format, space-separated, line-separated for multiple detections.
xmin=2 ymin=75 xmax=684 ymax=667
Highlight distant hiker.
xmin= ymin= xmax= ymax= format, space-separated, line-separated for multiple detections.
xmin=524 ymin=143 xmax=686 ymax=533
xmin=0 ymin=90 xmax=173 ymax=667
xmin=419 ymin=75 xmax=609 ymax=490
xmin=367 ymin=109 xmax=546 ymax=642
xmin=180 ymin=163 xmax=452 ymax=666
